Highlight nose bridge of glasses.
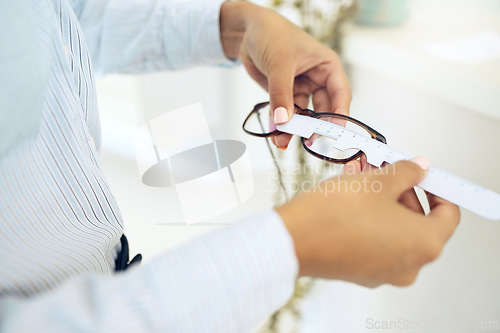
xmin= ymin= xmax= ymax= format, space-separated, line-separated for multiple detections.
xmin=247 ymin=102 xmax=386 ymax=144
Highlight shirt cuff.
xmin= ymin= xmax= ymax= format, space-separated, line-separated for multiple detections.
xmin=149 ymin=209 xmax=299 ymax=332
xmin=163 ymin=0 xmax=237 ymax=69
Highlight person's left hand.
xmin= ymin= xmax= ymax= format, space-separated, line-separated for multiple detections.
xmin=220 ymin=1 xmax=351 ymax=149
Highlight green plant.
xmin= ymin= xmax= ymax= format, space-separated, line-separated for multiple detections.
xmin=259 ymin=1 xmax=357 ymax=332
xmin=270 ymin=0 xmax=357 ymax=53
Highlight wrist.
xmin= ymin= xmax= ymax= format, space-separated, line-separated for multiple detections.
xmin=276 ymin=192 xmax=326 ymax=277
xmin=219 ymin=1 xmax=255 ymax=59
xmin=275 ymin=205 xmax=306 ymax=276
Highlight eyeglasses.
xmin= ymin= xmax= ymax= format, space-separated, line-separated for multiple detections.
xmin=243 ymin=101 xmax=387 ymax=164
xmin=243 ymin=101 xmax=387 ymax=200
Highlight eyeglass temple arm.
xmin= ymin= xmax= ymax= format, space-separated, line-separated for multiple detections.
xmin=256 ymin=111 xmax=289 ymax=200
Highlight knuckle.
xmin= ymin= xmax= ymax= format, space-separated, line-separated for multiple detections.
xmin=448 ymin=205 xmax=461 ymax=225
xmin=417 ymin=236 xmax=443 ymax=264
xmin=403 ymin=231 xmax=442 ymax=265
xmin=346 ymin=89 xmax=353 ymax=103
xmin=424 ymin=242 xmax=442 ymax=262
xmin=455 ymin=207 xmax=462 ymax=223
xmin=434 ymin=203 xmax=461 ymax=231
xmin=443 ymin=207 xmax=461 ymax=228
xmin=269 ymin=88 xmax=293 ymax=105
xmin=404 ymin=160 xmax=424 ymax=177
xmin=395 ymin=160 xmax=424 ymax=186
xmin=392 ymin=272 xmax=418 ymax=287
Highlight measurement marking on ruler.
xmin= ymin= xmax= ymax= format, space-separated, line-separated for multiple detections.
xmin=277 ymin=114 xmax=500 ymax=220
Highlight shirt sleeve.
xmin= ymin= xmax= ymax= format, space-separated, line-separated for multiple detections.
xmin=0 ymin=0 xmax=47 ymax=158
xmin=69 ymin=0 xmax=235 ymax=74
xmin=0 ymin=210 xmax=299 ymax=333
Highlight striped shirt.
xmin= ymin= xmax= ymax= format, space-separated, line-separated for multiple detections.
xmin=0 ymin=0 xmax=298 ymax=331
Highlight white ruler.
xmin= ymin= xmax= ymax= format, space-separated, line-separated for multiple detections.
xmin=277 ymin=114 xmax=500 ymax=220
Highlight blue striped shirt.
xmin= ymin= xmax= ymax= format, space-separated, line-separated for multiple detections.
xmin=0 ymin=0 xmax=298 ymax=331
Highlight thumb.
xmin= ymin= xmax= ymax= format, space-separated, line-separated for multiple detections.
xmin=381 ymin=156 xmax=430 ymax=197
xmin=268 ymin=62 xmax=296 ymax=125
xmin=342 ymin=160 xmax=362 ymax=175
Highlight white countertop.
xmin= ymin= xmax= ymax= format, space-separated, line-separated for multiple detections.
xmin=343 ymin=7 xmax=500 ymax=120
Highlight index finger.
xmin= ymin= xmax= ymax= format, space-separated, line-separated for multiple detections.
xmin=303 ymin=60 xmax=351 ymax=116
xmin=325 ymin=69 xmax=351 ymax=116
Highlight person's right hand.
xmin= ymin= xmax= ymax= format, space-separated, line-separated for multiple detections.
xmin=276 ymin=157 xmax=460 ymax=287
xmin=219 ymin=1 xmax=351 ymax=150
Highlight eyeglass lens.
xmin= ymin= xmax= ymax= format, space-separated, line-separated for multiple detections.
xmin=245 ymin=104 xmax=371 ymax=162
xmin=304 ymin=114 xmax=372 ymax=161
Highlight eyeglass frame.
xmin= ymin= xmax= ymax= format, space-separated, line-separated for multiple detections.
xmin=242 ymin=101 xmax=387 ymax=164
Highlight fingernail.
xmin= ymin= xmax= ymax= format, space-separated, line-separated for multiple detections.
xmin=410 ymin=156 xmax=429 ymax=170
xmin=274 ymin=107 xmax=288 ymax=124
xmin=305 ymin=137 xmax=315 ymax=147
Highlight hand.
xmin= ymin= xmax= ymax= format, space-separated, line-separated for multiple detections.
xmin=343 ymin=155 xmax=427 ymax=215
xmin=219 ymin=2 xmax=351 ymax=149
xmin=276 ymin=157 xmax=460 ymax=287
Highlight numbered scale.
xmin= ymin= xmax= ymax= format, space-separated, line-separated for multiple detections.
xmin=277 ymin=114 xmax=500 ymax=220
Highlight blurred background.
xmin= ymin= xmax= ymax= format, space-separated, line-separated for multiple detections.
xmin=96 ymin=0 xmax=500 ymax=332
